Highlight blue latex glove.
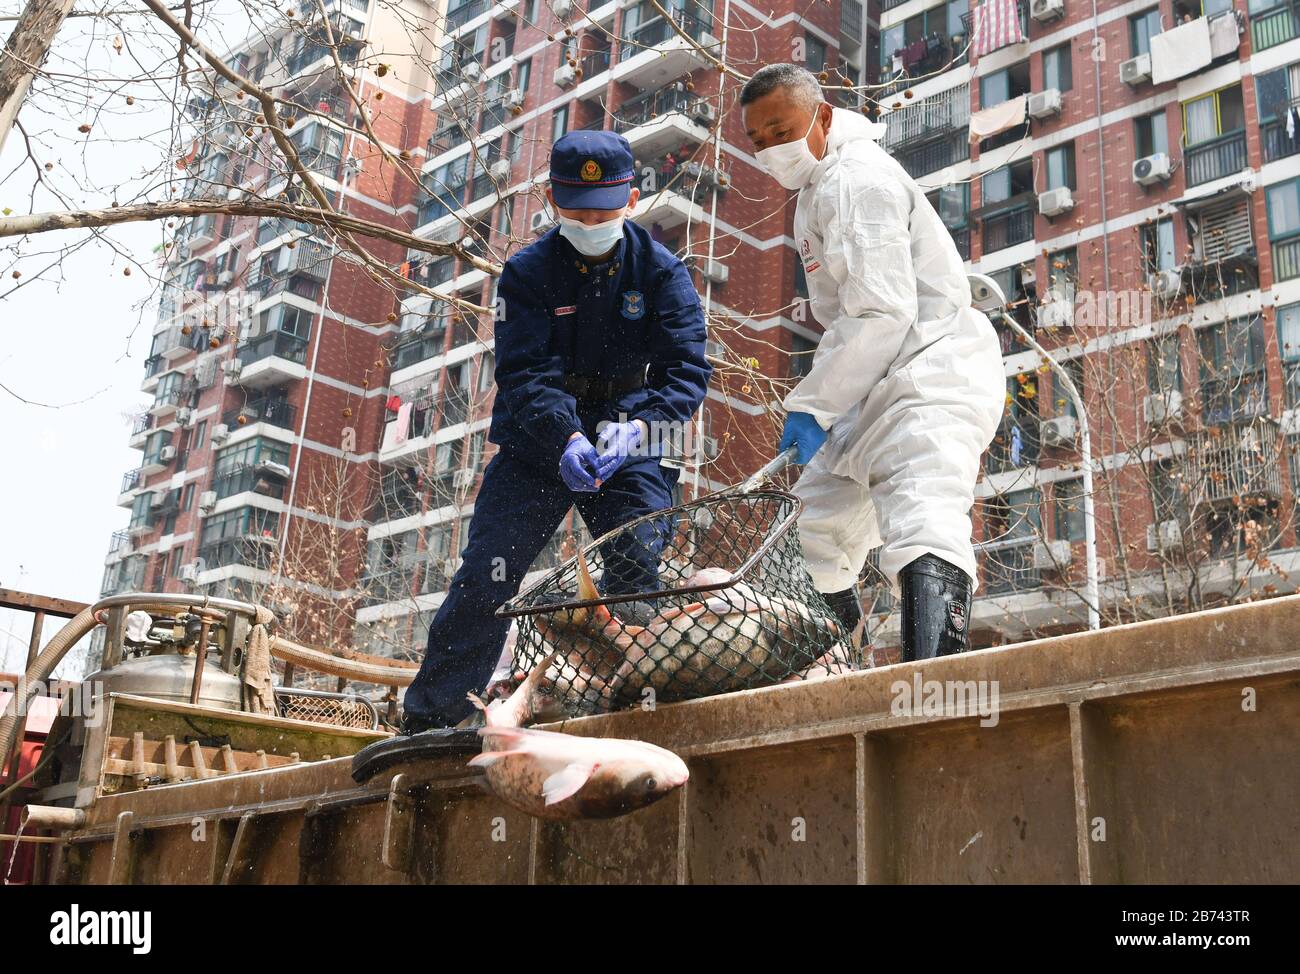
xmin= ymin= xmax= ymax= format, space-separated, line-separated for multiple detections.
xmin=559 ymin=433 xmax=604 ymax=492
xmin=778 ymin=411 xmax=828 ymax=465
xmin=595 ymin=420 xmax=645 ymax=480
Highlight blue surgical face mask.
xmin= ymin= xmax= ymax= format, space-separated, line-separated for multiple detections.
xmin=558 ymin=213 xmax=626 ymax=257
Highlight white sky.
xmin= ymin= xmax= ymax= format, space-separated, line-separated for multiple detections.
xmin=0 ymin=3 xmax=253 ymax=675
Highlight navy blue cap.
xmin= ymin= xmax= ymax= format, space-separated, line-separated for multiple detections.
xmin=549 ymin=130 xmax=635 ymax=210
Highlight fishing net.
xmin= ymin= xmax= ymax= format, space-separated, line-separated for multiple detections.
xmin=499 ymin=489 xmax=858 ymax=716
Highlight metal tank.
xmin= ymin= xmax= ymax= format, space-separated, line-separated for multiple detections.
xmin=83 ymin=653 xmax=243 ymax=711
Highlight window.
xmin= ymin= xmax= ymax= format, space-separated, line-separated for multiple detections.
xmin=1129 ymin=8 xmax=1163 ymax=57
xmin=1198 ymin=316 xmax=1268 ymax=424
xmin=181 ymin=483 xmax=195 ymax=511
xmin=1149 ymin=334 xmax=1183 ymax=395
xmin=211 ymin=438 xmax=291 ymax=498
xmin=552 ymin=105 xmax=568 ymax=144
xmin=1150 ymin=459 xmax=1187 ymax=525
xmin=515 ymin=57 xmax=531 ymax=96
xmin=947 ymin=0 xmax=968 ymax=39
xmin=981 ymin=158 xmax=1034 ymax=205
xmin=980 ymin=60 xmax=1031 ymax=108
xmin=1056 ymin=355 xmax=1084 ymax=420
xmin=255 ymin=303 xmax=313 ymax=340
xmin=1054 ymin=479 xmax=1085 ymax=542
xmin=981 ymin=488 xmax=1042 ymax=593
xmin=927 ymin=183 xmax=969 ymax=228
xmin=1182 ymin=85 xmax=1245 ymax=146
xmin=1141 ymin=218 xmax=1177 ymax=272
xmin=1043 ymin=43 xmax=1072 ymax=93
xmin=790 ymin=334 xmax=817 ymax=379
xmin=192 ymin=420 xmax=207 ymax=451
xmin=1267 ymin=178 xmax=1300 ymax=241
xmin=1134 ymin=110 xmax=1169 ymax=158
xmin=1045 ymin=143 xmax=1076 ymax=190
xmin=1278 ymin=303 xmax=1300 ymax=408
xmin=805 ymin=34 xmax=828 ymax=73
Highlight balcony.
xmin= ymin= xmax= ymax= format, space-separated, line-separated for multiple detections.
xmin=1263 ymin=115 xmax=1300 ymax=164
xmin=446 ymin=0 xmax=487 ymax=30
xmin=980 ymin=199 xmax=1035 ymax=255
xmin=879 ymin=34 xmax=962 ymax=99
xmin=961 ymin=2 xmax=1028 ymax=60
xmin=359 ymin=567 xmax=418 ymax=607
xmin=980 ymin=542 xmax=1041 ymax=596
xmin=101 ymin=555 xmax=147 ymax=597
xmin=1252 ymin=2 xmax=1300 ymax=51
xmin=881 ymin=83 xmax=970 ymax=154
xmin=1186 ymin=419 xmax=1282 ymax=509
xmin=895 ymin=131 xmax=970 ymax=180
xmin=117 ymin=468 xmax=142 ymax=507
xmin=841 ymin=0 xmax=864 ymax=42
xmin=614 ymin=86 xmax=713 ymax=158
xmin=211 ymin=462 xmax=289 ymax=501
xmin=221 ymin=396 xmax=297 ymax=432
xmin=235 ymin=331 xmax=309 ymax=389
xmin=1181 ymin=245 xmax=1258 ymax=303
xmin=392 ymin=327 xmax=447 ymax=371
xmin=613 ymin=8 xmax=717 ymax=90
xmin=1184 ymin=130 xmax=1247 ymax=188
xmin=155 ymin=325 xmax=193 ymax=361
xmin=628 ymin=151 xmax=713 ymax=230
xmin=250 ymin=273 xmax=324 ymax=303
xmin=149 ymin=384 xmax=188 ymax=419
xmin=949 ymin=226 xmax=971 ymax=261
xmin=198 ymin=535 xmax=277 ymax=571
xmin=106 ymin=530 xmax=133 ymax=561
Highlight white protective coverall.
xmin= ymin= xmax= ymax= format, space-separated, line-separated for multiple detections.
xmin=785 ymin=107 xmax=1006 ymax=592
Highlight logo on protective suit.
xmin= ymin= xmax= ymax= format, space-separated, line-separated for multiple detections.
xmin=947 ymin=600 xmax=967 ymax=633
xmin=580 ymin=159 xmax=603 ymax=182
xmin=621 ymin=290 xmax=645 ymax=320
xmin=800 ymin=238 xmax=820 ymax=273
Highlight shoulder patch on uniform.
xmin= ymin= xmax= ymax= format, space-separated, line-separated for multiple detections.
xmin=554 ymin=305 xmax=577 ymax=316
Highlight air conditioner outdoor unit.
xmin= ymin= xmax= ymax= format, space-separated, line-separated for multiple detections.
xmin=701 ymin=259 xmax=729 ymax=284
xmin=1027 ymin=88 xmax=1062 ymax=120
xmin=462 ymin=60 xmax=483 ymax=82
xmin=159 ymin=445 xmax=178 ymax=462
xmin=1032 ymin=539 xmax=1072 ymax=571
xmin=1040 ymin=415 xmax=1078 ymax=449
xmin=216 ymin=269 xmax=235 ymax=286
xmin=148 ymin=490 xmax=166 ymax=509
xmin=453 ymin=469 xmax=475 ymax=488
xmin=1038 ymin=187 xmax=1074 ymax=217
xmin=199 ymin=490 xmax=218 ymax=511
xmin=256 ymin=460 xmax=292 ymax=479
xmin=1020 ymin=265 xmax=1037 ymax=287
xmin=691 ymin=101 xmax=717 ymax=125
xmin=505 ymin=89 xmax=525 ymax=108
xmin=489 ymin=158 xmax=511 ymax=181
xmin=1120 ymin=53 xmax=1152 ymax=86
xmin=554 ymin=0 xmax=573 ymax=17
xmin=221 ymin=359 xmax=242 ymax=376
xmin=180 ymin=561 xmax=202 ymax=582
xmin=1146 ymin=520 xmax=1183 ymax=552
xmin=211 ymin=423 xmax=230 ymax=444
xmin=701 ymin=436 xmax=720 ymax=459
xmin=1149 ymin=269 xmax=1182 ymax=297
xmin=1143 ymin=390 xmax=1184 ymax=425
xmin=174 ymin=407 xmax=193 ymax=426
xmin=529 ymin=209 xmax=552 ymax=232
xmin=1030 ymin=0 xmax=1065 ymax=21
xmin=553 ymin=63 xmax=577 ymax=88
xmin=1133 ymin=153 xmax=1173 ymax=186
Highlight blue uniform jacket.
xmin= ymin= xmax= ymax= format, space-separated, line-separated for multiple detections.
xmin=488 ymin=219 xmax=712 ymax=469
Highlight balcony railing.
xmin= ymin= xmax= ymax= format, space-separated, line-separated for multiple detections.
xmin=1187 ymin=418 xmax=1282 ymax=508
xmin=211 ymin=463 xmax=288 ymax=500
xmin=617 ymin=9 xmax=712 ymax=63
xmin=1251 ymin=2 xmax=1300 ymax=51
xmin=198 ymin=536 xmax=277 ymax=570
xmin=446 ymin=0 xmax=487 ymax=29
xmin=981 ymin=203 xmax=1035 ymax=254
xmin=881 ymin=83 xmax=970 ymax=153
xmin=614 ymin=85 xmax=709 ymax=132
xmin=980 ymin=542 xmax=1041 ymax=596
xmin=393 ymin=329 xmax=447 ymax=370
xmin=121 ymin=468 xmax=141 ymax=493
xmin=237 ymin=331 xmax=309 ymax=367
xmin=580 ymin=48 xmax=612 ymax=79
xmin=895 ymin=130 xmax=969 ymax=180
xmin=1262 ymin=118 xmax=1300 ymax=164
xmin=144 ymin=354 xmax=164 ymax=379
xmin=1184 ymin=130 xmax=1247 ymax=188
xmin=985 ymin=415 xmax=1040 ymax=474
xmin=841 ymin=0 xmax=864 ymax=34
xmin=1182 ymin=247 xmax=1259 ymax=303
xmin=949 ymin=225 xmax=971 ymax=261
xmin=879 ymin=34 xmax=959 ymax=98
xmin=221 ymin=397 xmax=297 ymax=431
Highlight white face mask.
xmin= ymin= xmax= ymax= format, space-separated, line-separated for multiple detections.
xmin=558 ymin=213 xmax=626 ymax=257
xmin=755 ymin=109 xmax=823 ymax=191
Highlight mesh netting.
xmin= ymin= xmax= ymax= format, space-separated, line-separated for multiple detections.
xmin=500 ymin=489 xmax=857 ymax=716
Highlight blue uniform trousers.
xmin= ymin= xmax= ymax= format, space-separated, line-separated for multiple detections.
xmin=402 ymin=449 xmax=679 ymax=726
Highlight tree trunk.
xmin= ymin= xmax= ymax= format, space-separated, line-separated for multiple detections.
xmin=0 ymin=0 xmax=77 ymax=157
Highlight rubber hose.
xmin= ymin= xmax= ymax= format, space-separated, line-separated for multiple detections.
xmin=0 ymin=608 xmax=98 ymax=766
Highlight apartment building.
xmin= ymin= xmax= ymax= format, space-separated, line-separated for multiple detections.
xmin=353 ymin=0 xmax=875 ymax=657
xmin=875 ymin=0 xmax=1300 ymax=645
xmin=101 ymin=0 xmax=443 ymax=652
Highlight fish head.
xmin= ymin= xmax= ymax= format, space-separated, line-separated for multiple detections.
xmin=580 ymin=743 xmax=689 ymax=817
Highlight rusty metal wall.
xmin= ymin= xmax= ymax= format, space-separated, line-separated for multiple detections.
xmin=47 ymin=594 xmax=1300 ymax=884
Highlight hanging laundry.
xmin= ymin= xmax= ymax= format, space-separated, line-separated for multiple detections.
xmin=386 ymin=394 xmax=402 ymax=412
xmin=902 ymin=39 xmax=928 ymax=69
xmin=971 ymin=0 xmax=1025 ymax=60
xmin=1288 ymin=105 xmax=1297 ymax=142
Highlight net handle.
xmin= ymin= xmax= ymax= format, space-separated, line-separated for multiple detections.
xmin=734 ymin=446 xmax=799 ymax=494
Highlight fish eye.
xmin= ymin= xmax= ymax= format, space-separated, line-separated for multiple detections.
xmin=644 ymin=777 xmax=657 ymax=792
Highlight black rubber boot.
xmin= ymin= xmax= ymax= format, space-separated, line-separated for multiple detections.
xmin=899 ymin=554 xmax=972 ymax=663
xmin=822 ymin=587 xmax=864 ymax=646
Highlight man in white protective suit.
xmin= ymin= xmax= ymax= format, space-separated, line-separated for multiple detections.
xmin=740 ymin=64 xmax=1006 ymax=661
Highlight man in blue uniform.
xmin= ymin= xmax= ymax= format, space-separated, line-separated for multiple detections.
xmin=398 ymin=130 xmax=713 ymax=734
